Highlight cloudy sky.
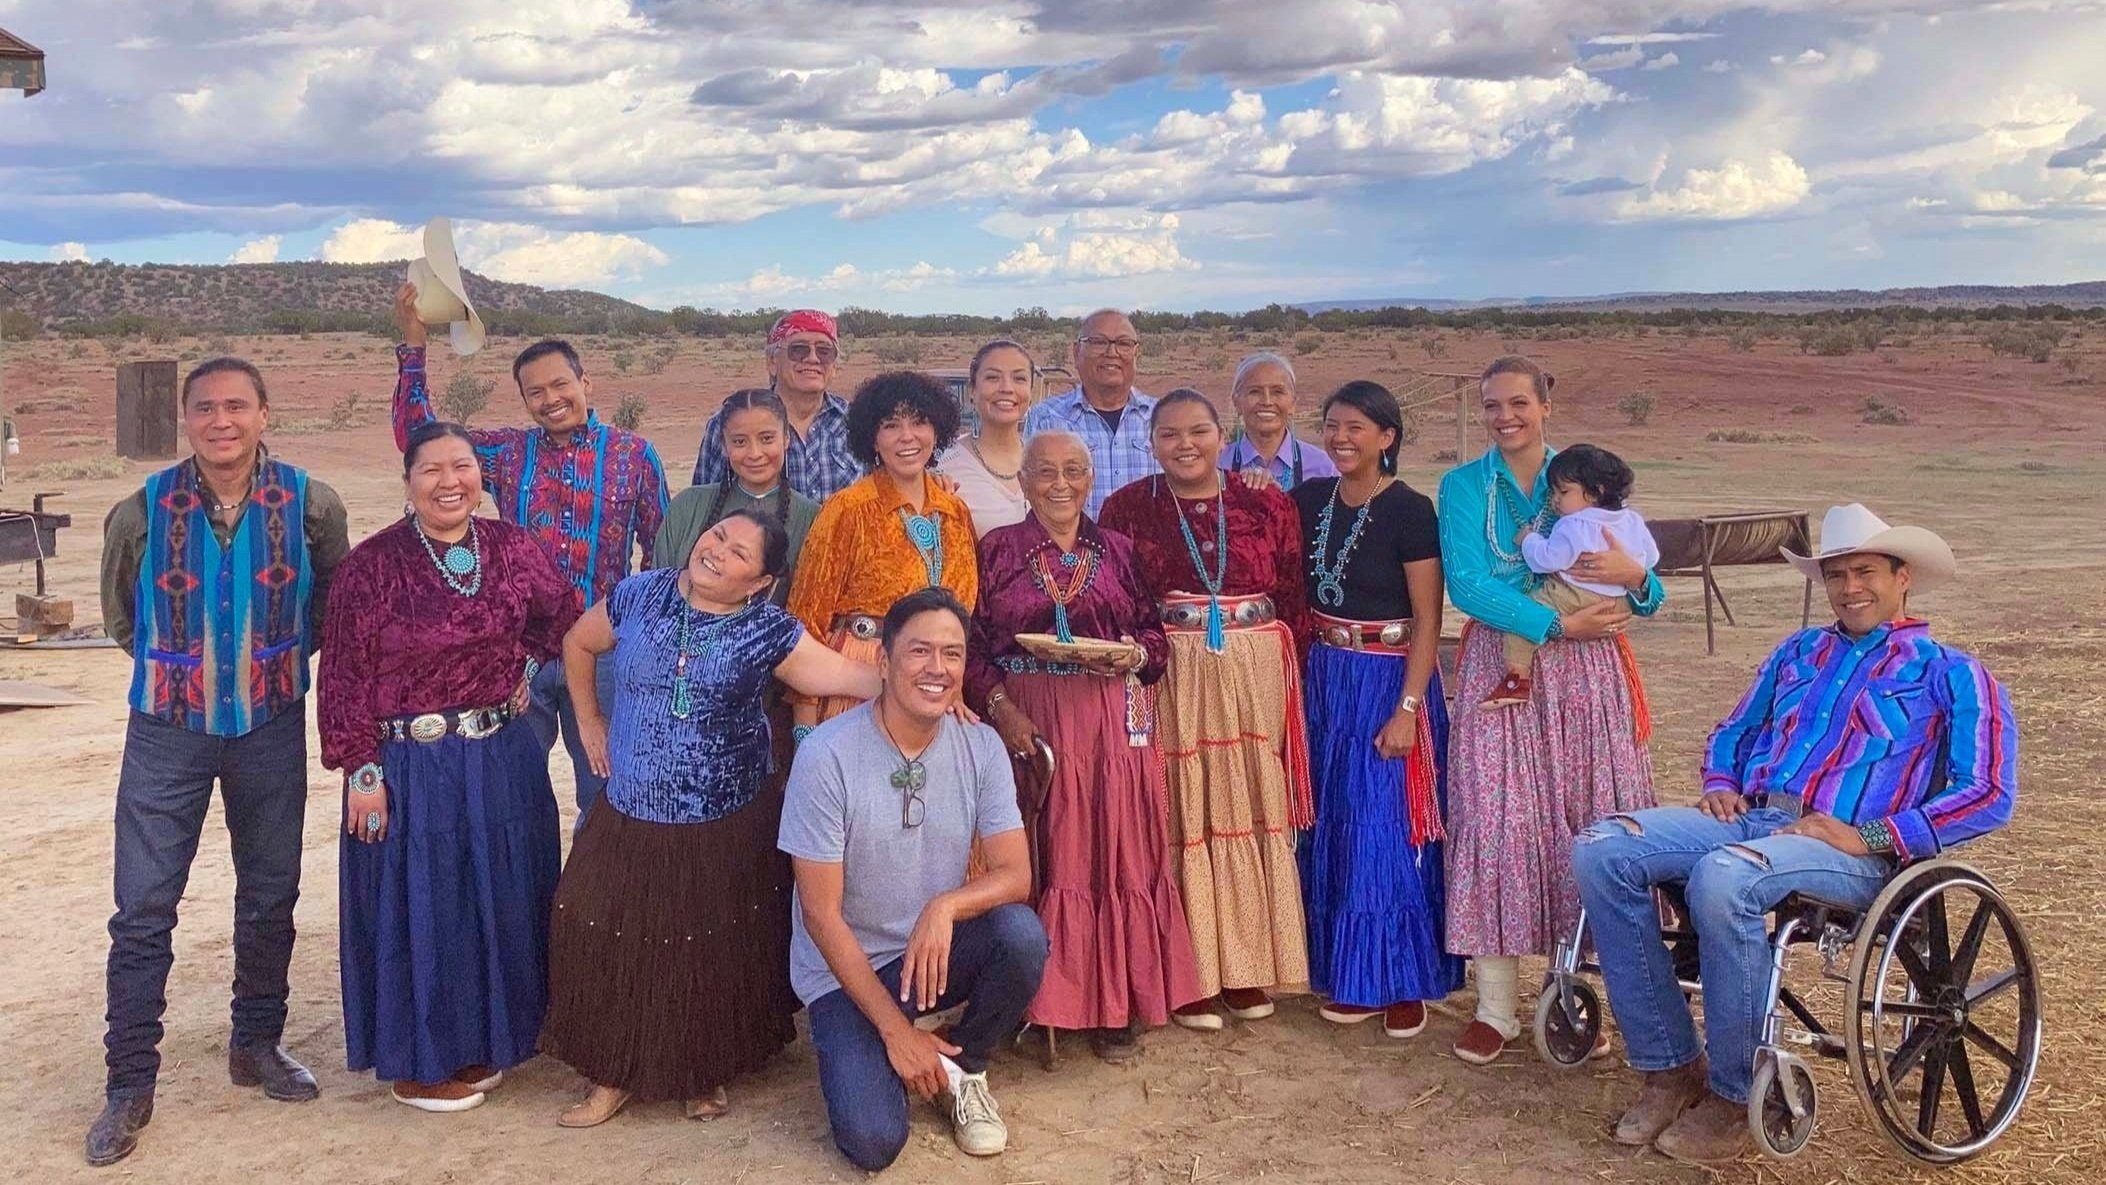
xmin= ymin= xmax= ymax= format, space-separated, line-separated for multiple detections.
xmin=2 ymin=1 xmax=2103 ymax=313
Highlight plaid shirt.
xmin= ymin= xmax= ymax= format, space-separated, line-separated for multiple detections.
xmin=393 ymin=345 xmax=667 ymax=608
xmin=1703 ymin=619 xmax=2017 ymax=862
xmin=1024 ymin=387 xmax=1158 ymax=518
xmin=691 ymin=392 xmax=857 ymax=502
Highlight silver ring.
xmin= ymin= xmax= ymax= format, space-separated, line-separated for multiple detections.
xmin=364 ymin=811 xmax=381 ymax=836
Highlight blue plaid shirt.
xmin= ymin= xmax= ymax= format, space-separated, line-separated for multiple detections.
xmin=692 ymin=392 xmax=857 ymax=501
xmin=1024 ymin=387 xmax=1158 ymax=518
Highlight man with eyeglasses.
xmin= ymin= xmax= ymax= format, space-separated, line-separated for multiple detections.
xmin=780 ymin=587 xmax=1047 ymax=1171
xmin=1024 ymin=308 xmax=1155 ymax=516
xmin=692 ymin=308 xmax=859 ymax=500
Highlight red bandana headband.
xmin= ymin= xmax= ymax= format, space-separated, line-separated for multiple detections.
xmin=768 ymin=309 xmax=838 ymax=345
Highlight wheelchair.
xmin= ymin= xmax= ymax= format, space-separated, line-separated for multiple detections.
xmin=1532 ymin=858 xmax=2043 ymax=1164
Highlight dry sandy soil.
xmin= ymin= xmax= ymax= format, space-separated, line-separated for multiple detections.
xmin=2 ymin=324 xmax=2103 ymax=1184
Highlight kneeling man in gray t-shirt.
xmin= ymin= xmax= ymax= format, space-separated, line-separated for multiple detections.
xmin=779 ymin=587 xmax=1048 ymax=1171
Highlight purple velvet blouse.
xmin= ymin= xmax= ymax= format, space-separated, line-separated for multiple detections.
xmin=966 ymin=514 xmax=1169 ymax=707
xmin=318 ymin=516 xmax=580 ymax=773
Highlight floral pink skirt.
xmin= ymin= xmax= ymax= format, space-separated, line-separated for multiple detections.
xmin=1443 ymin=623 xmax=1657 ymax=957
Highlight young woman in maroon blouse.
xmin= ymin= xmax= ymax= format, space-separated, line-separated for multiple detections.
xmin=969 ymin=431 xmax=1202 ymax=1061
xmin=1098 ymin=389 xmax=1312 ymax=1030
xmin=319 ymin=422 xmax=580 ymax=1112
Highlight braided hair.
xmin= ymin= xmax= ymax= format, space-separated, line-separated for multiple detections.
xmin=701 ymin=388 xmax=795 ymax=533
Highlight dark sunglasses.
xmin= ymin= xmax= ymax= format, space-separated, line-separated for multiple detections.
xmin=784 ymin=341 xmax=838 ymax=363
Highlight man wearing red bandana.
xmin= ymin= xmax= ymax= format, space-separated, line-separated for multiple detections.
xmin=693 ymin=309 xmax=858 ymax=500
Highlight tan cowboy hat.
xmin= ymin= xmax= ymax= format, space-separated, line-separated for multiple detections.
xmin=405 ymin=217 xmax=486 ymax=357
xmin=1782 ymin=503 xmax=1955 ymax=592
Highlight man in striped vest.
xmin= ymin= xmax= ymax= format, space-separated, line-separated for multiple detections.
xmin=88 ymin=358 xmax=349 ymax=1167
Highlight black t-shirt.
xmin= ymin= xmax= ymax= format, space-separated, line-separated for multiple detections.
xmin=1091 ymin=404 xmax=1125 ymax=436
xmin=1290 ymin=477 xmax=1440 ymax=621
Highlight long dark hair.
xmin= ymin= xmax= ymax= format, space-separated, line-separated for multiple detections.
xmin=702 ymin=388 xmax=794 ymax=533
xmin=1322 ymin=380 xmax=1405 ymax=475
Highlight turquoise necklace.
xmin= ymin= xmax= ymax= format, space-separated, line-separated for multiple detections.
xmin=671 ymin=583 xmax=748 ymax=720
xmin=1484 ymin=463 xmax=1553 ymax=575
xmin=415 ymin=518 xmax=483 ymax=597
xmin=1166 ymin=476 xmax=1230 ymax=652
xmin=1310 ymin=478 xmax=1384 ymax=608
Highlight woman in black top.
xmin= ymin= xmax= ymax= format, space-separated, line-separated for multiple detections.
xmin=1289 ymin=381 xmax=1464 ymax=1040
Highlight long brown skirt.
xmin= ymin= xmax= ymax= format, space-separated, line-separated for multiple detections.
xmin=540 ymin=790 xmax=798 ymax=1101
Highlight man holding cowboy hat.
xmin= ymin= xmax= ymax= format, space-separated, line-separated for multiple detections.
xmin=1569 ymin=503 xmax=2019 ymax=1164
xmin=692 ymin=309 xmax=860 ymax=500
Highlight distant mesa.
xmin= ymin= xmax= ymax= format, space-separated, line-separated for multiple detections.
xmin=1298 ymin=282 xmax=2106 ymax=315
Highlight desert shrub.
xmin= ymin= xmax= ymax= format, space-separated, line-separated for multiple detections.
xmin=1294 ymin=333 xmax=1323 ymax=356
xmin=612 ymin=349 xmax=636 ymax=374
xmin=873 ymin=337 xmax=926 ymax=365
xmin=27 ymin=456 xmax=129 ymax=481
xmin=1859 ymin=396 xmax=1910 ymax=425
xmin=441 ymin=372 xmax=494 ymax=424
xmin=611 ymin=392 xmax=648 ymax=431
xmin=1799 ymin=327 xmax=1858 ymax=356
xmin=1419 ymin=333 xmax=1447 ymax=360
xmin=642 ymin=346 xmax=676 ymax=375
xmin=1431 ymin=448 xmax=1458 ymax=463
xmin=1617 ymin=391 xmax=1656 ymax=426
xmin=1787 ymin=404 xmax=1815 ymax=415
xmin=325 ymin=391 xmax=363 ymax=431
xmin=1856 ymin=322 xmax=1887 ymax=352
xmin=67 ymin=340 xmax=89 ymax=359
xmin=1726 ymin=327 xmax=1759 ymax=352
xmin=1705 ymin=428 xmax=1818 ymax=444
xmin=1983 ymin=324 xmax=2063 ymax=363
xmin=204 ymin=336 xmax=233 ymax=356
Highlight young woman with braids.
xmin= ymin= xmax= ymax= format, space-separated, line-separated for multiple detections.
xmin=655 ymin=389 xmax=820 ymax=605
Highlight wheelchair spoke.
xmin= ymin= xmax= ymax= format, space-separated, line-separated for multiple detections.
xmin=1923 ymin=893 xmax=1953 ymax=978
xmin=1947 ymin=896 xmax=1994 ymax=988
xmin=1966 ymin=967 xmax=2021 ymax=1005
xmin=1918 ymin=1039 xmax=1950 ymax=1136
xmin=1961 ymin=1022 xmax=2020 ymax=1072
xmin=1895 ymin=939 xmax=1944 ymax=998
xmin=1883 ymin=1017 xmax=1948 ymax=1086
xmin=1948 ymin=1040 xmax=1989 ymax=1138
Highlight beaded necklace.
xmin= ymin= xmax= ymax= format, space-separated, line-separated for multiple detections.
xmin=898 ymin=507 xmax=945 ymax=587
xmin=1030 ymin=539 xmax=1101 ymax=643
xmin=670 ymin=582 xmax=749 ymax=720
xmin=1483 ymin=460 xmax=1554 ymax=575
xmin=1165 ymin=475 xmax=1230 ymax=652
xmin=415 ymin=518 xmax=483 ymax=597
xmin=1309 ymin=478 xmax=1385 ymax=608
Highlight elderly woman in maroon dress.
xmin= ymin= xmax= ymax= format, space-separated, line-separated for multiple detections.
xmin=969 ymin=431 xmax=1202 ymax=1062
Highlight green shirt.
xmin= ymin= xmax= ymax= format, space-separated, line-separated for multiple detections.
xmin=652 ymin=482 xmax=819 ymax=607
xmin=100 ymin=471 xmax=350 ymax=655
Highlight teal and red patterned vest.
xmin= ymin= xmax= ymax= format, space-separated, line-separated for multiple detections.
xmin=128 ymin=455 xmax=315 ymax=736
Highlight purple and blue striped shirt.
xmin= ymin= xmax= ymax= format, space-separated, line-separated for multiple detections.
xmin=1702 ymin=619 xmax=2016 ymax=862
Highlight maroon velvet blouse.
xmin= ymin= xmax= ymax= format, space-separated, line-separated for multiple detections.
xmin=966 ymin=514 xmax=1169 ymax=706
xmin=1098 ymin=473 xmax=1307 ymax=641
xmin=318 ymin=516 xmax=580 ymax=773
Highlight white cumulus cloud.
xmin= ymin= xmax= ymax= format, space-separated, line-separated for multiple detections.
xmin=228 ymin=235 xmax=282 ymax=264
xmin=319 ymin=217 xmax=670 ymax=288
xmin=992 ymin=212 xmax=1196 ymax=280
xmin=1641 ymin=52 xmax=1681 ymax=72
xmin=1618 ymin=151 xmax=1811 ymax=220
xmin=50 ymin=242 xmax=90 ymax=261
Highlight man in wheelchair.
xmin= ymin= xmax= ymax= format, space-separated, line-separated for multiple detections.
xmin=1571 ymin=504 xmax=2017 ymax=1164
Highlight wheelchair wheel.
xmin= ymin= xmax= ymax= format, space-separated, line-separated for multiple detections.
xmin=1844 ymin=860 xmax=2043 ymax=1165
xmin=1531 ymin=976 xmax=1601 ymax=1069
xmin=1748 ymin=1050 xmax=1818 ymax=1158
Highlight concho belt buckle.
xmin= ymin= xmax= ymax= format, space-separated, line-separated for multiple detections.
xmin=848 ymin=616 xmax=881 ymax=641
xmin=1321 ymin=625 xmax=1354 ymax=649
xmin=408 ymin=713 xmax=449 ymax=743
xmin=1378 ymin=622 xmax=1407 ymax=646
xmin=457 ymin=708 xmax=503 ymax=740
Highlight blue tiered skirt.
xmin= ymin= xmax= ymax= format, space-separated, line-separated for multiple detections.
xmin=340 ymin=718 xmax=560 ymax=1083
xmin=1299 ymin=645 xmax=1466 ymax=1006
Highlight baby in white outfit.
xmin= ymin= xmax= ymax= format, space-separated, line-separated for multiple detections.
xmin=1487 ymin=442 xmax=1659 ymax=707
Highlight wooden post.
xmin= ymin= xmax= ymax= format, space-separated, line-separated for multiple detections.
xmin=1453 ymin=375 xmax=1471 ymax=462
xmin=116 ymin=361 xmax=179 ymax=459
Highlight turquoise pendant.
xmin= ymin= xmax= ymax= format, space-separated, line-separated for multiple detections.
xmin=443 ymin=545 xmax=477 ymax=576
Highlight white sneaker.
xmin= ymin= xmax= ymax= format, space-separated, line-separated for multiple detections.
xmin=945 ymin=1071 xmax=1008 ymax=1157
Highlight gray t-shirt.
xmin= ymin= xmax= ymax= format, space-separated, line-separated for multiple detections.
xmin=778 ymin=703 xmax=1024 ymax=1005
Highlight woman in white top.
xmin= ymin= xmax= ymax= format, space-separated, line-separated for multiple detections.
xmin=939 ymin=339 xmax=1035 ymax=536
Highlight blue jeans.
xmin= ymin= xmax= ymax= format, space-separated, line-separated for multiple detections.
xmin=1572 ymin=804 xmax=1891 ymax=1103
xmin=104 ymin=707 xmax=309 ymax=1098
xmin=527 ymin=656 xmax=613 ymax=828
xmin=806 ymin=903 xmax=1049 ymax=1171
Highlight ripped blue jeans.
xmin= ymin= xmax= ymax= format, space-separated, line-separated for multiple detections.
xmin=1571 ymin=804 xmax=1891 ymax=1102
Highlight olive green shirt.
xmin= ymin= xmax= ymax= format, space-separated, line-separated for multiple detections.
xmin=652 ymin=482 xmax=819 ymax=607
xmin=99 ymin=467 xmax=351 ymax=656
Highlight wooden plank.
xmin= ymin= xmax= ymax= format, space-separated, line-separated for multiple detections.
xmin=116 ymin=361 xmax=180 ymax=459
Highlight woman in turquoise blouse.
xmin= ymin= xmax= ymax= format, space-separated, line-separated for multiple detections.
xmin=1435 ymin=355 xmax=1664 ymax=1067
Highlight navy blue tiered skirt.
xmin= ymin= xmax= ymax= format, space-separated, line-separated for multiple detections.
xmin=339 ymin=718 xmax=560 ymax=1084
xmin=1299 ymin=645 xmax=1466 ymax=1007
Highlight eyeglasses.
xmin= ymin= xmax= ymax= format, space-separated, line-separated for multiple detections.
xmin=891 ymin=760 xmax=927 ymax=829
xmin=782 ymin=341 xmax=838 ymax=363
xmin=1077 ymin=335 xmax=1140 ymax=357
xmin=1024 ymin=464 xmax=1092 ymax=485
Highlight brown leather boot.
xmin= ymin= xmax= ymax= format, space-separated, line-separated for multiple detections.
xmin=1653 ymin=1093 xmax=1753 ymax=1164
xmin=1612 ymin=1059 xmax=1707 ymax=1146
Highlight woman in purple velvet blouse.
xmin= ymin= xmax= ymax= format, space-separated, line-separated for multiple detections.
xmin=318 ymin=421 xmax=580 ymax=1113
xmin=967 ymin=430 xmax=1202 ymax=1063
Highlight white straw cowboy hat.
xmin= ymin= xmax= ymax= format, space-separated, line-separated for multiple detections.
xmin=405 ymin=217 xmax=486 ymax=357
xmin=1782 ymin=504 xmax=1956 ymax=592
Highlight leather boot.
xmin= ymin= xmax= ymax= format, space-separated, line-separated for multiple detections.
xmin=85 ymin=1094 xmax=154 ymax=1167
xmin=228 ymin=1043 xmax=320 ymax=1102
xmin=1654 ymin=1093 xmax=1754 ymax=1164
xmin=1612 ymin=1058 xmax=1707 ymax=1146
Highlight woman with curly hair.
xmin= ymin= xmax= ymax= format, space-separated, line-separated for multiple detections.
xmin=785 ymin=371 xmax=980 ymax=731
